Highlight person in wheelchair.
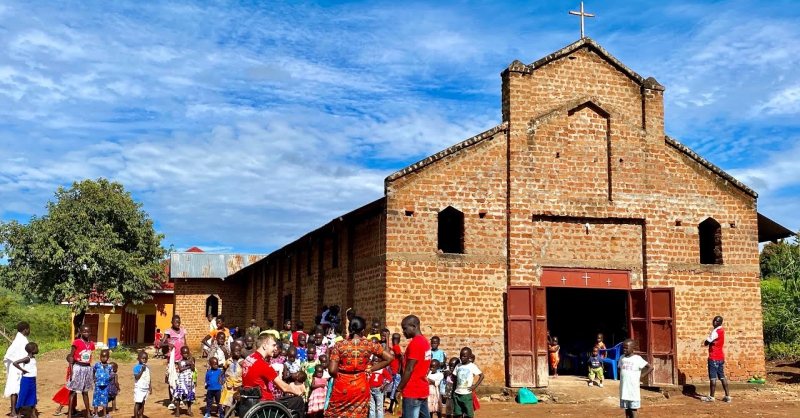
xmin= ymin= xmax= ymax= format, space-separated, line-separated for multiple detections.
xmin=241 ymin=334 xmax=306 ymax=417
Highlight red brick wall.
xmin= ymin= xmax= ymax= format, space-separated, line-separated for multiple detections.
xmin=503 ymin=45 xmax=763 ymax=385
xmin=174 ymin=277 xmax=246 ymax=350
xmin=385 ymin=130 xmax=509 ymax=386
xmin=222 ymin=208 xmax=386 ymax=336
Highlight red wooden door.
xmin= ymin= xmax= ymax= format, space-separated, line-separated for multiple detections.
xmin=648 ymin=288 xmax=676 ymax=385
xmin=627 ymin=288 xmax=677 ymax=385
xmin=506 ymin=286 xmax=548 ymax=387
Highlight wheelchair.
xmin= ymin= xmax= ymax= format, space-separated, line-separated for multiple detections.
xmin=224 ymin=387 xmax=297 ymax=418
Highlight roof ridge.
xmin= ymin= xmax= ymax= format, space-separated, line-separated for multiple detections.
xmin=385 ymin=122 xmax=509 ymax=183
xmin=664 ymin=135 xmax=757 ymax=198
xmin=505 ymin=38 xmax=664 ymax=90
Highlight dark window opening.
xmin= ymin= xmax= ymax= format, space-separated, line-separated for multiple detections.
xmin=332 ymin=234 xmax=339 ymax=268
xmin=205 ymin=295 xmax=219 ymax=317
xmin=438 ymin=206 xmax=465 ymax=254
xmin=283 ymin=294 xmax=293 ymax=324
xmin=699 ymin=218 xmax=723 ymax=265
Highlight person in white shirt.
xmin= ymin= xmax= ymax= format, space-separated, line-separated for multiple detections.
xmin=618 ymin=339 xmax=653 ymax=418
xmin=3 ymin=322 xmax=31 ymax=418
xmin=453 ymin=347 xmax=483 ymax=418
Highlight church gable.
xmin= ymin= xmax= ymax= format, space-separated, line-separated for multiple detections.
xmin=503 ymin=38 xmax=664 ymax=133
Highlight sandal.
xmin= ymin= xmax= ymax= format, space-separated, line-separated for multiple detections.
xmin=54 ymin=413 xmax=65 ymax=417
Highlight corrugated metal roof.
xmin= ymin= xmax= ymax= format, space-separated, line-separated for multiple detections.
xmin=170 ymin=252 xmax=267 ymax=279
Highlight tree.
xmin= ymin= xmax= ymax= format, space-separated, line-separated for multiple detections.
xmin=0 ymin=178 xmax=168 ymax=310
xmin=761 ymin=233 xmax=800 ymax=302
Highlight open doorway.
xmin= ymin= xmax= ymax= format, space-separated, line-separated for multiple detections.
xmin=546 ymin=287 xmax=628 ymax=375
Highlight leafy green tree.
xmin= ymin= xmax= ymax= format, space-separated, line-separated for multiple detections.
xmin=761 ymin=234 xmax=800 ymax=302
xmin=0 ymin=178 xmax=168 ymax=310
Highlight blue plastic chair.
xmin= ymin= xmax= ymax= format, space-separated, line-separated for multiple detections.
xmin=599 ymin=342 xmax=623 ymax=380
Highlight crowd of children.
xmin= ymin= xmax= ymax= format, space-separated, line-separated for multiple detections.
xmin=1 ymin=312 xmax=663 ymax=418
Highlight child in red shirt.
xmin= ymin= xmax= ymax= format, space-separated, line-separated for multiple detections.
xmin=387 ymin=333 xmax=404 ymax=414
xmin=369 ymin=357 xmax=392 ymax=418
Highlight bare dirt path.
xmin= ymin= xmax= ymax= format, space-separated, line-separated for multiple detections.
xmin=22 ymin=349 xmax=800 ymax=418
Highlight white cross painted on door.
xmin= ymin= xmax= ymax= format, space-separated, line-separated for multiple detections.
xmin=561 ymin=276 xmax=567 ymax=284
xmin=582 ymin=273 xmax=590 ymax=285
xmin=606 ymin=278 xmax=612 ymax=286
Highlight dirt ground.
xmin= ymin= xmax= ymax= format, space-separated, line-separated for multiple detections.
xmin=16 ymin=349 xmax=800 ymax=418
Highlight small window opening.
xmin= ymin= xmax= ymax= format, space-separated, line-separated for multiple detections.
xmin=438 ymin=206 xmax=465 ymax=254
xmin=205 ymin=295 xmax=219 ymax=317
xmin=405 ymin=210 xmax=414 ymax=217
xmin=479 ymin=211 xmax=487 ymax=219
xmin=699 ymin=218 xmax=723 ymax=265
xmin=675 ymin=220 xmax=682 ymax=226
xmin=282 ymin=294 xmax=293 ymax=325
xmin=332 ymin=234 xmax=339 ymax=268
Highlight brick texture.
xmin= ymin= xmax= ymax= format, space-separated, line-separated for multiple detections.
xmin=173 ymin=39 xmax=765 ymax=388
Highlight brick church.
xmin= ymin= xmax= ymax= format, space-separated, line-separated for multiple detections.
xmin=171 ymin=38 xmax=793 ymax=389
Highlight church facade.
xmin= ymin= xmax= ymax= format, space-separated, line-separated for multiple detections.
xmin=182 ymin=38 xmax=790 ymax=388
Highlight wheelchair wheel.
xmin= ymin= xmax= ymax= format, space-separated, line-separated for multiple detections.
xmin=242 ymin=401 xmax=294 ymax=418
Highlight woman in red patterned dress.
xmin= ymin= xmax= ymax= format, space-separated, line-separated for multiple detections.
xmin=325 ymin=316 xmax=394 ymax=418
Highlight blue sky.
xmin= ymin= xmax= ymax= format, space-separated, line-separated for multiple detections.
xmin=1 ymin=0 xmax=799 ymax=255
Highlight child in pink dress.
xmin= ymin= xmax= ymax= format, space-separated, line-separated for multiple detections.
xmin=307 ymin=367 xmax=327 ymax=418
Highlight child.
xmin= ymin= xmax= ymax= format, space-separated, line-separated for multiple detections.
xmin=311 ymin=331 xmax=327 ymax=359
xmin=288 ymin=371 xmax=308 ymax=402
xmin=292 ymin=321 xmax=307 ymax=349
xmin=431 ymin=336 xmax=447 ymax=369
xmin=453 ymin=348 xmax=483 ymax=418
xmin=173 ymin=346 xmax=196 ymax=417
xmin=618 ymin=339 xmax=653 ymax=418
xmin=587 ymin=346 xmax=604 ymax=387
xmin=154 ymin=329 xmax=164 ymax=358
xmin=132 ymin=351 xmax=152 ymax=418
xmin=548 ymin=336 xmax=560 ymax=378
xmin=307 ymin=367 xmax=327 ymax=418
xmin=268 ymin=349 xmax=285 ymax=400
xmin=302 ymin=346 xmax=319 ymax=395
xmin=468 ymin=354 xmax=480 ymax=412
xmin=285 ymin=347 xmax=301 ymax=375
xmin=440 ymin=358 xmax=459 ymax=418
xmin=208 ymin=332 xmax=229 ymax=368
xmin=13 ymin=342 xmax=39 ymax=418
xmin=108 ymin=363 xmax=119 ymax=412
xmin=52 ymin=365 xmax=75 ymax=417
xmin=92 ymin=349 xmax=113 ymax=418
xmin=240 ymin=335 xmax=256 ymax=359
xmin=220 ymin=343 xmax=243 ymax=417
xmin=296 ymin=335 xmax=308 ymax=363
xmin=387 ymin=333 xmax=404 ymax=415
xmin=596 ymin=333 xmax=607 ymax=358
xmin=366 ymin=319 xmax=381 ymax=342
xmin=368 ymin=356 xmax=392 ymax=418
xmin=67 ymin=324 xmax=95 ymax=418
xmin=204 ymin=358 xmax=224 ymax=418
xmin=379 ymin=329 xmax=391 ymax=351
xmin=427 ymin=360 xmax=444 ymax=417
xmin=281 ymin=319 xmax=293 ymax=351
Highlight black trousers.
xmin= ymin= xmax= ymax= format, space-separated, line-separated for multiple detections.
xmin=277 ymin=395 xmax=305 ymax=418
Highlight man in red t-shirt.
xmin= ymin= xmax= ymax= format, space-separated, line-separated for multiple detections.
xmin=397 ymin=315 xmax=431 ymax=418
xmin=241 ymin=334 xmax=305 ymax=416
xmin=702 ymin=315 xmax=731 ymax=403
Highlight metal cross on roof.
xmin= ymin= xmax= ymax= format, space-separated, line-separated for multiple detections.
xmin=569 ymin=2 xmax=595 ymax=39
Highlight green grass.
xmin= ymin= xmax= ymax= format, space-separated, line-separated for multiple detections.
xmin=765 ymin=342 xmax=800 ymax=360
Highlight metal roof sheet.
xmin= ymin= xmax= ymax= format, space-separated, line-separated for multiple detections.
xmin=170 ymin=252 xmax=267 ymax=279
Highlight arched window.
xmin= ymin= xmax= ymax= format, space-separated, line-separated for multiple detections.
xmin=205 ymin=295 xmax=219 ymax=317
xmin=438 ymin=206 xmax=465 ymax=254
xmin=699 ymin=218 xmax=723 ymax=265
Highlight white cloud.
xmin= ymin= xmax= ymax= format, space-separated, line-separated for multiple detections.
xmin=1 ymin=0 xmax=799 ymax=251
